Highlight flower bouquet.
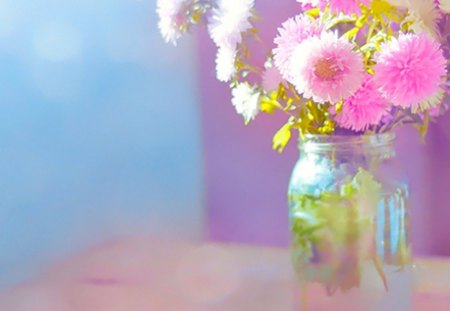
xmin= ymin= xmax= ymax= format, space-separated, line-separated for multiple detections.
xmin=157 ymin=0 xmax=449 ymax=309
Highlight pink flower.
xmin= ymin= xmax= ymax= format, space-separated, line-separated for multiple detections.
xmin=336 ymin=76 xmax=390 ymax=132
xmin=328 ymin=0 xmax=372 ymax=15
xmin=297 ymin=0 xmax=371 ymax=15
xmin=273 ymin=15 xmax=323 ymax=82
xmin=374 ymin=33 xmax=447 ymax=111
xmin=296 ymin=0 xmax=327 ymax=11
xmin=290 ymin=32 xmax=365 ymax=104
xmin=262 ymin=66 xmax=285 ymax=92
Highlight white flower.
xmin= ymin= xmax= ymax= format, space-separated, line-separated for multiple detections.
xmin=440 ymin=0 xmax=450 ymax=13
xmin=405 ymin=0 xmax=440 ymax=38
xmin=413 ymin=89 xmax=445 ymax=113
xmin=216 ymin=46 xmax=237 ymax=82
xmin=231 ymin=83 xmax=260 ymax=123
xmin=387 ymin=0 xmax=440 ymax=38
xmin=387 ymin=0 xmax=408 ymax=7
xmin=208 ymin=0 xmax=254 ymax=48
xmin=157 ymin=0 xmax=187 ymax=45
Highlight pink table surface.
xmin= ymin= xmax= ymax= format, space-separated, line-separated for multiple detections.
xmin=0 ymin=238 xmax=449 ymax=311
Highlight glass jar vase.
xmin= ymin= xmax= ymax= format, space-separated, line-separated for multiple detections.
xmin=288 ymin=133 xmax=412 ymax=310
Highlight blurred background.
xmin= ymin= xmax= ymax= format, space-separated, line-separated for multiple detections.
xmin=0 ymin=0 xmax=449 ymax=291
xmin=0 ymin=0 xmax=204 ymax=288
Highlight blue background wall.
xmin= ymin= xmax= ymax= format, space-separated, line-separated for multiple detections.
xmin=0 ymin=0 xmax=204 ymax=287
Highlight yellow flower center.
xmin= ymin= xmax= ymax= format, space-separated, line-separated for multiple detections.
xmin=314 ymin=58 xmax=340 ymax=81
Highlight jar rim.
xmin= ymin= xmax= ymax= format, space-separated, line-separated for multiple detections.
xmin=299 ymin=132 xmax=396 ymax=153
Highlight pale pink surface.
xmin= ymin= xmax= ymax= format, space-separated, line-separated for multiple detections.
xmin=0 ymin=239 xmax=449 ymax=311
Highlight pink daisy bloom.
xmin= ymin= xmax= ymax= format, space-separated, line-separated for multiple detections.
xmin=273 ymin=15 xmax=323 ymax=82
xmin=328 ymin=0 xmax=372 ymax=15
xmin=290 ymin=32 xmax=365 ymax=104
xmin=297 ymin=0 xmax=371 ymax=15
xmin=336 ymin=76 xmax=390 ymax=132
xmin=374 ymin=33 xmax=447 ymax=111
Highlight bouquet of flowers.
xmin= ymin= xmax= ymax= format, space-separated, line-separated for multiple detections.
xmin=158 ymin=1 xmax=450 ymax=301
xmin=157 ymin=0 xmax=449 ymax=152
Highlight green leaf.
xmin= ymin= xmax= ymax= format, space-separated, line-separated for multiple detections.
xmin=351 ymin=168 xmax=382 ymax=217
xmin=352 ymin=169 xmax=382 ymax=194
xmin=344 ymin=27 xmax=360 ymax=40
xmin=371 ymin=0 xmax=394 ymax=17
xmin=272 ymin=123 xmax=292 ymax=153
xmin=260 ymin=97 xmax=279 ymax=114
xmin=306 ymin=8 xmax=320 ymax=18
xmin=372 ymin=255 xmax=389 ymax=292
xmin=419 ymin=111 xmax=430 ymax=143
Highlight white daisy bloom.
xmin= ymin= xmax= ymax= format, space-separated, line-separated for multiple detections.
xmin=157 ymin=0 xmax=188 ymax=45
xmin=216 ymin=46 xmax=237 ymax=82
xmin=387 ymin=0 xmax=408 ymax=7
xmin=208 ymin=0 xmax=255 ymax=48
xmin=231 ymin=83 xmax=260 ymax=123
xmin=440 ymin=0 xmax=450 ymax=13
xmin=405 ymin=0 xmax=440 ymax=38
xmin=414 ymin=89 xmax=445 ymax=113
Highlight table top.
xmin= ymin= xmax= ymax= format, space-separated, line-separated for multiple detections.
xmin=0 ymin=238 xmax=449 ymax=311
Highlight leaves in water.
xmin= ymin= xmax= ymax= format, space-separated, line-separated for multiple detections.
xmin=289 ymin=169 xmax=409 ymax=294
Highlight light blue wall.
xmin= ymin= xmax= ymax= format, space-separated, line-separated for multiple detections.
xmin=0 ymin=0 xmax=204 ymax=287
